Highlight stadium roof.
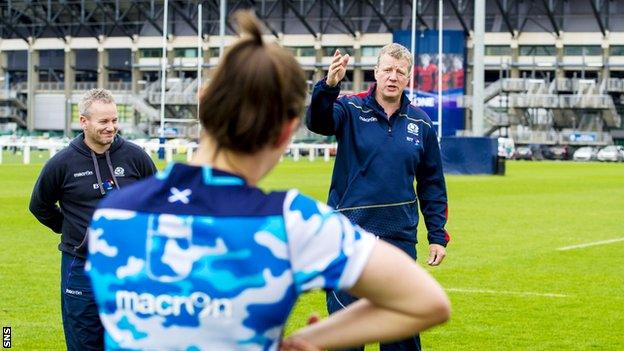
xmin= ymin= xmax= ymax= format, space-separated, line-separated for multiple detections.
xmin=0 ymin=0 xmax=622 ymax=42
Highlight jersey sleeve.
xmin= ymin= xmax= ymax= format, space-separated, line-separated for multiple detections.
xmin=283 ymin=190 xmax=376 ymax=293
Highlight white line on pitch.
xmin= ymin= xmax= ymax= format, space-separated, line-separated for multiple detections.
xmin=557 ymin=237 xmax=624 ymax=251
xmin=446 ymin=288 xmax=569 ymax=298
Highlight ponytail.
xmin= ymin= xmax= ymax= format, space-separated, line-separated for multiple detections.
xmin=198 ymin=10 xmax=306 ymax=154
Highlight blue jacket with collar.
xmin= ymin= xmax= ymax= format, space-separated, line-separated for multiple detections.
xmin=305 ymin=79 xmax=449 ymax=247
xmin=29 ymin=134 xmax=157 ymax=259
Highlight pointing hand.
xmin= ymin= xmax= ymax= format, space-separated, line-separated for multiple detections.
xmin=326 ymin=49 xmax=350 ymax=87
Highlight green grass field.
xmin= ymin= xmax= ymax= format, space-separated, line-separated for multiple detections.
xmin=1 ymin=159 xmax=623 ymax=350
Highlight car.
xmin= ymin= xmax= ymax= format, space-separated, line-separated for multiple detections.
xmin=529 ymin=144 xmax=546 ymax=160
xmin=597 ymin=145 xmax=624 ymax=162
xmin=513 ymin=146 xmax=533 ymax=160
xmin=572 ymin=146 xmax=598 ymax=161
xmin=545 ymin=145 xmax=571 ymax=160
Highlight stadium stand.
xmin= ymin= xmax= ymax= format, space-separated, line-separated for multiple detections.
xmin=0 ymin=0 xmax=623 ymax=147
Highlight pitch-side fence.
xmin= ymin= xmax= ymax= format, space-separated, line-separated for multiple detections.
xmin=0 ymin=140 xmax=336 ymax=164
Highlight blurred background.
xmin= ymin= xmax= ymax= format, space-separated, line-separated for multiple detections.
xmin=0 ymin=0 xmax=622 ymax=165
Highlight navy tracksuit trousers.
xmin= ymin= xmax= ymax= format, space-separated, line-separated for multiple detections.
xmin=60 ymin=252 xmax=104 ymax=351
xmin=325 ymin=237 xmax=422 ymax=351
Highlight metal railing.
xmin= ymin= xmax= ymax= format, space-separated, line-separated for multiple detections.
xmin=106 ymin=82 xmax=132 ymax=91
xmin=14 ymin=83 xmax=28 ymax=91
xmin=606 ymin=78 xmax=623 ymax=92
xmin=509 ymin=94 xmax=559 ymax=108
xmin=505 ymin=93 xmax=614 ymax=110
xmin=0 ymin=139 xmax=338 ymax=164
xmin=501 ymin=78 xmax=526 ymax=91
xmin=560 ymin=95 xmax=611 ymax=109
xmin=484 ymin=107 xmax=509 ymax=126
xmin=36 ymin=82 xmax=65 ymax=91
xmin=0 ymin=90 xmax=18 ymax=99
xmin=508 ymin=130 xmax=612 ymax=145
xmin=129 ymin=96 xmax=159 ymax=121
xmin=571 ymin=79 xmax=597 ymax=94
xmin=509 ymin=130 xmax=559 ymax=144
xmin=0 ymin=106 xmax=13 ymax=117
xmin=74 ymin=82 xmax=98 ymax=91
xmin=483 ymin=80 xmax=502 ymax=101
xmin=147 ymin=92 xmax=197 ymax=105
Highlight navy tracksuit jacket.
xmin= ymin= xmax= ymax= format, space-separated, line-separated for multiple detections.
xmin=29 ymin=134 xmax=156 ymax=351
xmin=306 ymin=79 xmax=450 ymax=249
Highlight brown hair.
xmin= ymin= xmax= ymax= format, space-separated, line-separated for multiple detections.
xmin=198 ymin=10 xmax=306 ymax=154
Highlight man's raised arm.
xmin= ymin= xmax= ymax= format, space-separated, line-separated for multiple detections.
xmin=305 ymin=50 xmax=350 ymax=136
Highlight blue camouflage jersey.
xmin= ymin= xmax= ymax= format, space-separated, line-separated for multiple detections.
xmin=86 ymin=163 xmax=376 ymax=351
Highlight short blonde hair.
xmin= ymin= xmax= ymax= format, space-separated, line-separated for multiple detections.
xmin=376 ymin=43 xmax=413 ymax=72
xmin=78 ymin=89 xmax=115 ymax=117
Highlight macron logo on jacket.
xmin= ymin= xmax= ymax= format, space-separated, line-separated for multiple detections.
xmin=359 ymin=115 xmax=377 ymax=123
xmin=74 ymin=170 xmax=94 ymax=178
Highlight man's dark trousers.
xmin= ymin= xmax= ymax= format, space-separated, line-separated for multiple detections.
xmin=325 ymin=238 xmax=422 ymax=351
xmin=61 ymin=252 xmax=104 ymax=351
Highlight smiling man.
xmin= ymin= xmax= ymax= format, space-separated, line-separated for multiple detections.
xmin=306 ymin=43 xmax=450 ymax=351
xmin=29 ymin=89 xmax=156 ymax=351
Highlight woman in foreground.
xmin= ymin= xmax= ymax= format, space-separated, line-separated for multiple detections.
xmin=86 ymin=10 xmax=450 ymax=351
